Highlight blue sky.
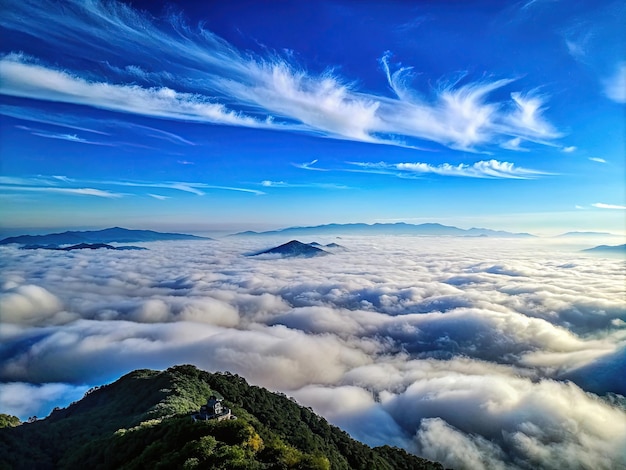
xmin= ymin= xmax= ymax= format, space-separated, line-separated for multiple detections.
xmin=0 ymin=0 xmax=624 ymax=235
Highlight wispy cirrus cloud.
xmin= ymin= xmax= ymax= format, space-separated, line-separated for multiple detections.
xmin=589 ymin=157 xmax=607 ymax=163
xmin=0 ymin=185 xmax=123 ymax=198
xmin=0 ymin=0 xmax=564 ymax=153
xmin=0 ymin=105 xmax=110 ymax=135
xmin=603 ymin=63 xmax=626 ymax=103
xmin=15 ymin=125 xmax=112 ymax=146
xmin=2 ymin=105 xmax=197 ymax=149
xmin=347 ymin=159 xmax=551 ymax=179
xmin=378 ymin=52 xmax=560 ymax=151
xmin=292 ymin=159 xmax=329 ymax=171
xmin=0 ymin=176 xmax=264 ymax=199
xmin=0 ymin=54 xmax=268 ymax=129
xmin=592 ymin=203 xmax=626 ymax=210
xmin=500 ymin=137 xmax=529 ymax=152
xmin=96 ymin=179 xmax=265 ymax=196
xmin=260 ymin=180 xmax=349 ymax=190
xmin=117 ymin=123 xmax=196 ymax=146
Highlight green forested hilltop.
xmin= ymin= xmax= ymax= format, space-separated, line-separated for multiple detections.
xmin=0 ymin=365 xmax=446 ymax=470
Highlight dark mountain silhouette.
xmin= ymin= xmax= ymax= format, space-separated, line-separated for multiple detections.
xmin=0 ymin=365 xmax=445 ymax=470
xmin=324 ymin=242 xmax=346 ymax=250
xmin=582 ymin=244 xmax=626 ymax=254
xmin=307 ymin=242 xmax=346 ymax=250
xmin=21 ymin=243 xmax=148 ymax=251
xmin=0 ymin=227 xmax=210 ymax=246
xmin=249 ymin=240 xmax=329 ymax=258
xmin=230 ymin=222 xmax=534 ymax=238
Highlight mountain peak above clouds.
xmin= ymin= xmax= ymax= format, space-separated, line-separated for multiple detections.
xmin=0 ymin=227 xmax=211 ymax=246
xmin=557 ymin=231 xmax=616 ymax=237
xmin=582 ymin=244 xmax=626 ymax=254
xmin=249 ymin=240 xmax=329 ymax=258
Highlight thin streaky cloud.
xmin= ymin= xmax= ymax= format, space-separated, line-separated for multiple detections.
xmin=27 ymin=130 xmax=113 ymax=146
xmin=0 ymin=176 xmax=66 ymax=186
xmin=0 ymin=185 xmax=123 ymax=198
xmin=93 ymin=179 xmax=264 ymax=196
xmin=91 ymin=180 xmax=206 ymax=196
xmin=2 ymin=176 xmax=263 ymax=198
xmin=292 ymin=159 xmax=329 ymax=171
xmin=148 ymin=194 xmax=170 ymax=200
xmin=117 ymin=122 xmax=196 ymax=146
xmin=4 ymin=105 xmax=195 ymax=146
xmin=0 ymin=105 xmax=110 ymax=135
xmin=260 ymin=180 xmax=349 ymax=190
xmin=592 ymin=203 xmax=626 ymax=210
xmin=203 ymin=185 xmax=266 ymax=196
xmin=589 ymin=157 xmax=607 ymax=163
xmin=51 ymin=176 xmax=73 ymax=183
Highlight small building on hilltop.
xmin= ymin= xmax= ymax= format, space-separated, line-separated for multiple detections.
xmin=192 ymin=395 xmax=235 ymax=422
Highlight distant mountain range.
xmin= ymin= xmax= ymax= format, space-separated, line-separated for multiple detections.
xmin=249 ymin=240 xmax=330 ymax=258
xmin=582 ymin=244 xmax=626 ymax=254
xmin=557 ymin=231 xmax=616 ymax=238
xmin=231 ymin=222 xmax=535 ymax=238
xmin=0 ymin=227 xmax=210 ymax=246
xmin=21 ymin=243 xmax=148 ymax=251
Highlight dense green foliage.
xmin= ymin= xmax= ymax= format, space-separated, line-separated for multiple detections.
xmin=0 ymin=365 xmax=446 ymax=469
xmin=0 ymin=415 xmax=20 ymax=429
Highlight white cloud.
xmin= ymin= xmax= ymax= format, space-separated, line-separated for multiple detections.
xmin=561 ymin=146 xmax=576 ymax=153
xmin=603 ymin=63 xmax=626 ymax=103
xmin=507 ymin=91 xmax=559 ymax=140
xmin=147 ymin=194 xmax=170 ymax=200
xmin=0 ymin=285 xmax=64 ymax=325
xmin=589 ymin=157 xmax=607 ymax=163
xmin=348 ymin=159 xmax=550 ymax=179
xmin=0 ymin=1 xmax=565 ymax=152
xmin=592 ymin=203 xmax=626 ymax=210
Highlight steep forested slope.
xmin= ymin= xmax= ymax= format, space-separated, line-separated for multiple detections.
xmin=0 ymin=365 xmax=446 ymax=470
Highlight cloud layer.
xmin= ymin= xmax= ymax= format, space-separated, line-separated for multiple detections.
xmin=1 ymin=236 xmax=625 ymax=469
xmin=0 ymin=0 xmax=563 ymax=152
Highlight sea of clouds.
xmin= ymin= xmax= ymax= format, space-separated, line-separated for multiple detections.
xmin=1 ymin=236 xmax=625 ymax=469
